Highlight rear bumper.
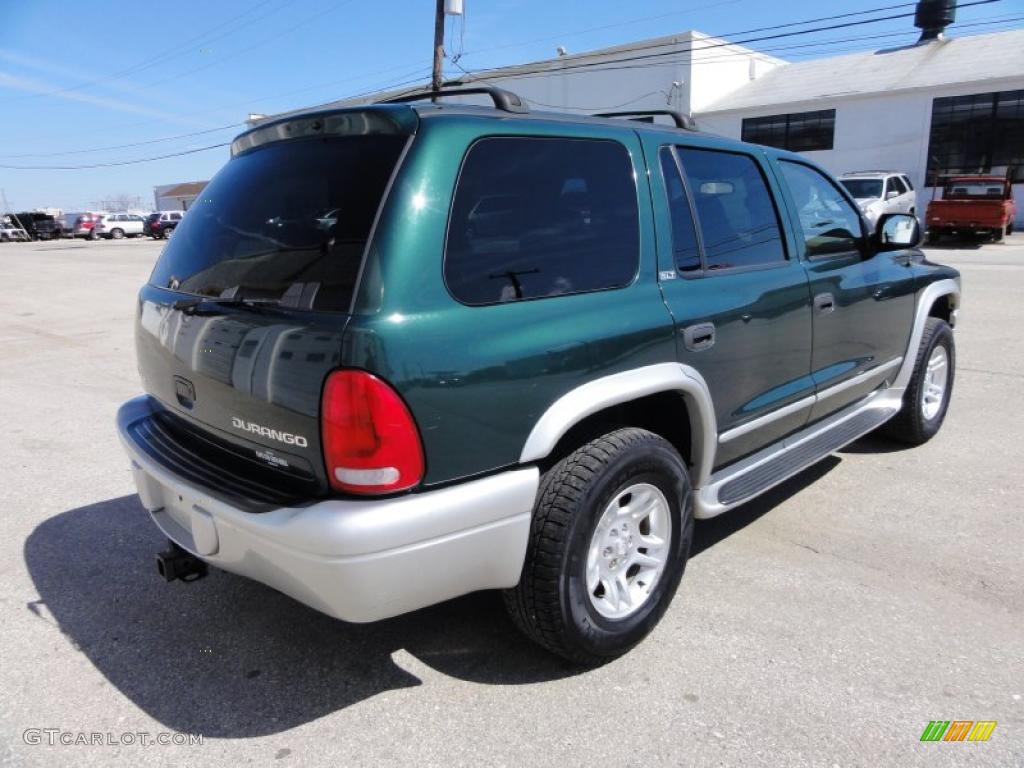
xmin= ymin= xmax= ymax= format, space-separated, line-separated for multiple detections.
xmin=117 ymin=396 xmax=538 ymax=622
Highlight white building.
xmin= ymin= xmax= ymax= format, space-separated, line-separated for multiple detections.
xmin=298 ymin=2 xmax=1022 ymax=226
xmin=153 ymin=181 xmax=208 ymax=212
xmin=697 ymin=28 xmax=1024 ymax=222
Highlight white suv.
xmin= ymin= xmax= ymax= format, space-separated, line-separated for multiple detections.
xmin=839 ymin=171 xmax=917 ymax=226
xmin=93 ymin=213 xmax=147 ymax=239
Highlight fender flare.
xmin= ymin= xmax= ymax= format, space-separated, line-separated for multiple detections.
xmin=892 ymin=277 xmax=961 ymax=391
xmin=518 ymin=363 xmax=718 ymax=488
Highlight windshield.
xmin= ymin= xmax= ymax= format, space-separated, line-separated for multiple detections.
xmin=839 ymin=179 xmax=883 ymax=199
xmin=149 ymin=134 xmax=406 ymax=311
xmin=944 ymin=182 xmax=1005 ymax=199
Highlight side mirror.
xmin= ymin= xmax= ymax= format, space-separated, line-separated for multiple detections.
xmin=874 ymin=213 xmax=921 ymax=252
xmin=886 ymin=190 xmax=899 ymax=200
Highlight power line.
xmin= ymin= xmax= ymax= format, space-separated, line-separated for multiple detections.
xmin=462 ymin=2 xmax=919 ymax=65
xmin=0 ymin=123 xmax=244 ymax=159
xmin=6 ymin=0 xmax=289 ymax=103
xmin=0 ymin=143 xmax=229 ymax=171
xmin=451 ymin=0 xmax=1003 ymax=83
xmin=146 ymin=0 xmax=356 ymax=89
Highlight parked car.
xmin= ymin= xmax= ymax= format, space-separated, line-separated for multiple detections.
xmin=94 ymin=212 xmax=147 ymax=239
xmin=72 ymin=213 xmax=104 ymax=239
xmin=10 ymin=212 xmax=60 ymax=240
xmin=144 ymin=211 xmax=183 ymax=239
xmin=926 ymin=175 xmax=1017 ymax=242
xmin=1 ymin=216 xmax=31 ymax=242
xmin=116 ymin=89 xmax=961 ymax=664
xmin=839 ymin=171 xmax=917 ymax=226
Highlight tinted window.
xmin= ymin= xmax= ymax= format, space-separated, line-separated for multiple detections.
xmin=170 ymin=213 xmax=182 ymax=221
xmin=675 ymin=148 xmax=786 ymax=270
xmin=659 ymin=147 xmax=701 ymax=273
xmin=742 ymin=109 xmax=835 ymax=152
xmin=840 ymin=179 xmax=883 ymax=199
xmin=927 ymin=89 xmax=1024 ymax=183
xmin=445 ymin=137 xmax=639 ymax=305
xmin=890 ymin=176 xmax=907 ymax=195
xmin=779 ymin=161 xmax=864 ymax=258
xmin=902 ymin=175 xmax=914 ymax=191
xmin=149 ymin=135 xmax=406 ymax=311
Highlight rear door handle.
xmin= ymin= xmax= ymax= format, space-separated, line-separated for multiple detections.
xmin=814 ymin=292 xmax=835 ymax=314
xmin=683 ymin=322 xmax=715 ymax=351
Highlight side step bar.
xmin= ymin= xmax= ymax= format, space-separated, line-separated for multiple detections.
xmin=695 ymin=390 xmax=902 ymax=519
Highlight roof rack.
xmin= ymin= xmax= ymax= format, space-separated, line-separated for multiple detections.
xmin=594 ymin=110 xmax=696 ymax=131
xmin=382 ymin=86 xmax=529 ymax=114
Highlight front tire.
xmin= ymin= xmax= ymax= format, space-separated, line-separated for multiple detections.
xmin=504 ymin=428 xmax=693 ymax=665
xmin=111 ymin=228 xmax=124 ymax=239
xmin=880 ymin=317 xmax=955 ymax=445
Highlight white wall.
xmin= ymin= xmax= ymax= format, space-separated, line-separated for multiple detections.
xmin=697 ymin=79 xmax=1024 ymax=226
xmin=454 ymin=33 xmax=782 ymax=119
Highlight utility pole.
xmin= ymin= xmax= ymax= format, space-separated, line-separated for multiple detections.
xmin=431 ymin=0 xmax=445 ymax=99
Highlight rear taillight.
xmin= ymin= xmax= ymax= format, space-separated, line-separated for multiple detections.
xmin=321 ymin=370 xmax=424 ymax=495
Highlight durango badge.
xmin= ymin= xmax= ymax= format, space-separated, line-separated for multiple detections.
xmin=230 ymin=417 xmax=308 ymax=447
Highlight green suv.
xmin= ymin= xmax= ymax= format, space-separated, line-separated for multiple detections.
xmin=117 ymin=87 xmax=960 ymax=664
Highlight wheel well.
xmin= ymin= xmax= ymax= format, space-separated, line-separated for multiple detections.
xmin=539 ymin=392 xmax=694 ymax=472
xmin=928 ymin=294 xmax=954 ymax=324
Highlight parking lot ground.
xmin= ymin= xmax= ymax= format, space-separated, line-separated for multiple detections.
xmin=1 ymin=235 xmax=1022 ymax=767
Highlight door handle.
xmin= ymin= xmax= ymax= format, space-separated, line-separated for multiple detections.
xmin=683 ymin=322 xmax=716 ymax=351
xmin=814 ymin=292 xmax=835 ymax=314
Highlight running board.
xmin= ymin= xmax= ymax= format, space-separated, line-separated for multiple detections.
xmin=694 ymin=391 xmax=901 ymax=519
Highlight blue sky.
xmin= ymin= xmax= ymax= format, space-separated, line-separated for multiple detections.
xmin=2 ymin=0 xmax=1022 ymax=211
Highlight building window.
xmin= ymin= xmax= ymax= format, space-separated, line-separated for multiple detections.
xmin=741 ymin=109 xmax=835 ymax=152
xmin=926 ymin=89 xmax=1024 ymax=184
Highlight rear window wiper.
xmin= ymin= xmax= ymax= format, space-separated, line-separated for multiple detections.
xmin=172 ymin=296 xmax=283 ymax=315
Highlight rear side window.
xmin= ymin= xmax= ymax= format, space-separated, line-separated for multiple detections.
xmin=148 ymin=135 xmax=406 ymax=311
xmin=659 ymin=147 xmax=701 ymax=273
xmin=674 ymin=148 xmax=786 ymax=270
xmin=444 ymin=137 xmax=639 ymax=305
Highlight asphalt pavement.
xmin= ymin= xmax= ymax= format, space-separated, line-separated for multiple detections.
xmin=1 ymin=235 xmax=1021 ymax=767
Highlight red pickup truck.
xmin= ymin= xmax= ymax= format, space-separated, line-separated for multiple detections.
xmin=926 ymin=176 xmax=1017 ymax=243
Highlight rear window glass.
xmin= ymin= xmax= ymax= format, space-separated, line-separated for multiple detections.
xmin=444 ymin=137 xmax=639 ymax=305
xmin=675 ymin=147 xmax=786 ymax=270
xmin=944 ymin=182 xmax=1005 ymax=199
xmin=149 ymin=135 xmax=406 ymax=311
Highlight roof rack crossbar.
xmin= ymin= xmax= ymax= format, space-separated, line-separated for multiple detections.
xmin=594 ymin=110 xmax=696 ymax=131
xmin=382 ymin=86 xmax=529 ymax=114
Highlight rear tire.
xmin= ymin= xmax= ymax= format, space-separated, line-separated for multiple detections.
xmin=926 ymin=229 xmax=940 ymax=244
xmin=994 ymin=225 xmax=1007 ymax=242
xmin=504 ymin=428 xmax=693 ymax=665
xmin=880 ymin=317 xmax=954 ymax=446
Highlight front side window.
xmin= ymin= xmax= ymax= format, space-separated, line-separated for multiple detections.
xmin=890 ymin=176 xmax=908 ymax=196
xmin=779 ymin=161 xmax=864 ymax=258
xmin=674 ymin=147 xmax=786 ymax=270
xmin=445 ymin=137 xmax=639 ymax=305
